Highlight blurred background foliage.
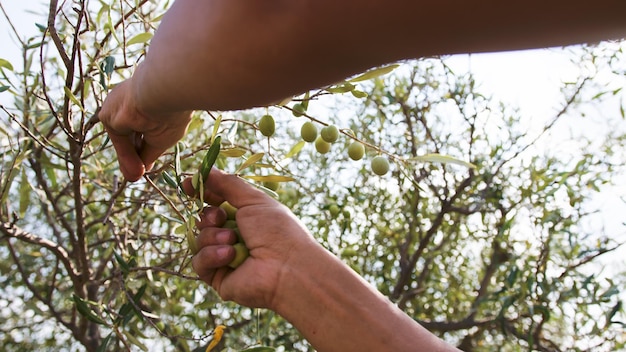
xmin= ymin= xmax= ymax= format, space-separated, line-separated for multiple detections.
xmin=0 ymin=1 xmax=625 ymax=351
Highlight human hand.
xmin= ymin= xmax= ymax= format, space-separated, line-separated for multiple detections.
xmin=99 ymin=79 xmax=192 ymax=181
xmin=182 ymin=169 xmax=319 ymax=309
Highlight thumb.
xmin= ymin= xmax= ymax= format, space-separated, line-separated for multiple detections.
xmin=182 ymin=169 xmax=273 ymax=209
xmin=106 ymin=130 xmax=146 ymax=182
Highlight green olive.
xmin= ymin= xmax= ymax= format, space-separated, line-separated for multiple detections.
xmin=228 ymin=243 xmax=249 ymax=269
xmin=347 ymin=141 xmax=365 ymax=160
xmin=321 ymin=125 xmax=339 ymax=143
xmin=263 ymin=181 xmax=280 ymax=191
xmin=300 ymin=121 xmax=318 ymax=142
xmin=371 ymin=156 xmax=390 ymax=176
xmin=223 ymin=219 xmax=238 ymax=229
xmin=292 ymin=103 xmax=305 ymax=117
xmin=259 ymin=114 xmax=275 ymax=137
xmin=219 ymin=201 xmax=238 ymax=220
xmin=315 ymin=136 xmax=331 ymax=154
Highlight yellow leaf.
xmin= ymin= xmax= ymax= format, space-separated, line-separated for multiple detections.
xmin=349 ymin=64 xmax=399 ymax=83
xmin=236 ymin=153 xmax=264 ymax=173
xmin=410 ymin=153 xmax=476 ymax=169
xmin=242 ymin=175 xmax=295 ymax=183
xmin=64 ymin=86 xmax=85 ymax=112
xmin=206 ymin=325 xmax=226 ymax=352
xmin=127 ymin=32 xmax=153 ymax=46
xmin=284 ymin=141 xmax=305 ymax=159
xmin=211 ymin=115 xmax=222 ymax=143
xmin=220 ymin=147 xmax=247 ymax=158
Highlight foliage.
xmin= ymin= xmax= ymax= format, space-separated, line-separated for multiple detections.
xmin=1 ymin=1 xmax=625 ymax=351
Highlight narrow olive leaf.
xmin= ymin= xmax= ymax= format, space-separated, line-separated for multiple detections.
xmin=325 ymin=82 xmax=355 ymax=94
xmin=199 ymin=136 xmax=222 ymax=181
xmin=211 ymin=115 xmax=223 ymax=144
xmin=242 ymin=175 xmax=295 ymax=183
xmin=19 ymin=169 xmax=30 ymax=217
xmin=162 ymin=171 xmax=178 ymax=189
xmin=301 ymin=91 xmax=311 ymax=110
xmin=0 ymin=86 xmax=10 ymax=93
xmin=275 ymin=96 xmax=293 ymax=106
xmin=0 ymin=58 xmax=14 ymax=71
xmin=220 ymin=147 xmax=247 ymax=158
xmin=240 ymin=347 xmax=276 ymax=352
xmin=239 ymin=177 xmax=279 ymax=199
xmin=284 ymin=141 xmax=306 ymax=159
xmin=124 ymin=330 xmax=148 ymax=351
xmin=126 ymin=32 xmax=153 ymax=46
xmin=113 ymin=251 xmax=130 ymax=274
xmin=411 ymin=153 xmax=476 ymax=169
xmin=63 ymin=86 xmax=86 ymax=112
xmin=187 ymin=115 xmax=204 ymax=132
xmin=351 ymin=90 xmax=368 ymax=98
xmin=236 ymin=152 xmax=265 ymax=173
xmin=174 ymin=143 xmax=182 ymax=176
xmin=72 ymin=294 xmax=107 ymax=325
xmin=96 ymin=334 xmax=113 ymax=352
xmin=349 ymin=64 xmax=400 ymax=83
xmin=186 ymin=218 xmax=199 ymax=254
xmin=101 ymin=56 xmax=115 ymax=79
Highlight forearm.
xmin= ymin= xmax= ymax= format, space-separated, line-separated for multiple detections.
xmin=133 ymin=0 xmax=626 ymax=113
xmin=271 ymin=243 xmax=458 ymax=352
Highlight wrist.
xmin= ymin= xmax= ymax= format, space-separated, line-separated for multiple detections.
xmin=130 ymin=63 xmax=193 ymax=121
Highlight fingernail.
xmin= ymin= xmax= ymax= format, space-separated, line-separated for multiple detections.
xmin=217 ymin=246 xmax=231 ymax=260
xmin=216 ymin=230 xmax=231 ymax=243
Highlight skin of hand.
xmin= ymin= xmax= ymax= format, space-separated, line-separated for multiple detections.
xmin=181 ymin=169 xmax=318 ymax=309
xmin=182 ymin=169 xmax=459 ymax=352
xmin=98 ymin=78 xmax=192 ymax=181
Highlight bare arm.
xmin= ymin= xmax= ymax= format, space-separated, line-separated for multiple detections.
xmin=185 ymin=170 xmax=459 ymax=352
xmin=135 ymin=0 xmax=626 ymax=112
xmin=100 ymin=0 xmax=626 ymax=180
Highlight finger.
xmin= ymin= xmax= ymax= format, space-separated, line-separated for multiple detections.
xmin=197 ymin=206 xmax=227 ymax=228
xmin=106 ymin=131 xmax=145 ymax=181
xmin=196 ymin=228 xmax=238 ymax=248
xmin=182 ymin=169 xmax=272 ymax=209
xmin=192 ymin=245 xmax=235 ymax=280
xmin=138 ymin=142 xmax=168 ymax=173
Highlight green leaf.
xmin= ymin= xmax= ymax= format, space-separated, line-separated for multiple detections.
xmin=349 ymin=64 xmax=399 ymax=83
xmin=1 ymin=149 xmax=30 ymax=206
xmin=284 ymin=141 xmax=305 ymax=159
xmin=350 ymin=90 xmax=368 ymax=98
xmin=19 ymin=169 xmax=30 ymax=217
xmin=211 ymin=115 xmax=223 ymax=143
xmin=242 ymin=175 xmax=295 ymax=183
xmin=64 ymin=86 xmax=85 ymax=112
xmin=199 ymin=136 xmax=222 ymax=181
xmin=96 ymin=333 xmax=113 ymax=352
xmin=72 ymin=294 xmax=107 ymax=325
xmin=325 ymin=82 xmax=355 ymax=94
xmin=236 ymin=153 xmax=265 ymax=173
xmin=162 ymin=171 xmax=178 ymax=189
xmin=124 ymin=329 xmax=148 ymax=351
xmin=240 ymin=347 xmax=276 ymax=352
xmin=114 ymin=251 xmax=130 ymax=275
xmin=220 ymin=147 xmax=248 ymax=158
xmin=0 ymin=86 xmax=10 ymax=93
xmin=126 ymin=32 xmax=153 ymax=46
xmin=0 ymin=58 xmax=14 ymax=71
xmin=101 ymin=56 xmax=115 ymax=78
xmin=410 ymin=153 xmax=476 ymax=169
